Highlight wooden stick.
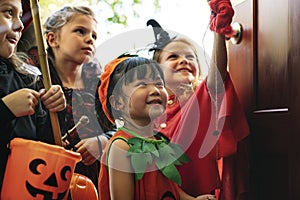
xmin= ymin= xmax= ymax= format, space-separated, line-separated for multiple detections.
xmin=30 ymin=0 xmax=62 ymax=146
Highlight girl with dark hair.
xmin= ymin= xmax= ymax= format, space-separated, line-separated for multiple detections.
xmin=97 ymin=56 xmax=216 ymax=200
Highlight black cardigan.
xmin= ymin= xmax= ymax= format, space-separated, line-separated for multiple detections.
xmin=0 ymin=57 xmax=55 ymax=189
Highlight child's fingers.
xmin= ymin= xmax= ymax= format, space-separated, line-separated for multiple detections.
xmin=40 ymin=85 xmax=66 ymax=111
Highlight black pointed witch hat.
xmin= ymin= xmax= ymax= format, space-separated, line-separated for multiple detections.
xmin=147 ymin=19 xmax=176 ymax=51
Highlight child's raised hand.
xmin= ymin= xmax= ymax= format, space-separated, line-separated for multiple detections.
xmin=208 ymin=0 xmax=235 ymax=37
xmin=40 ymin=85 xmax=66 ymax=112
xmin=2 ymin=88 xmax=40 ymax=117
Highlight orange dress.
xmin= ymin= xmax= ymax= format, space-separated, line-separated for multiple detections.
xmin=98 ymin=130 xmax=180 ymax=200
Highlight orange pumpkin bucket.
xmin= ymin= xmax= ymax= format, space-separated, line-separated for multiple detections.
xmin=70 ymin=173 xmax=98 ymax=200
xmin=1 ymin=138 xmax=81 ymax=200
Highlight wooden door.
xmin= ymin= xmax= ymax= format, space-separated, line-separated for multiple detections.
xmin=228 ymin=0 xmax=300 ymax=199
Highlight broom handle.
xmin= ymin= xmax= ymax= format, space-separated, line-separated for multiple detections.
xmin=30 ymin=0 xmax=62 ymax=146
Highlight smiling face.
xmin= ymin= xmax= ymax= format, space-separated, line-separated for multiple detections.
xmin=0 ymin=0 xmax=24 ymax=59
xmin=158 ymin=40 xmax=200 ymax=93
xmin=48 ymin=14 xmax=97 ymax=64
xmin=112 ymin=64 xmax=168 ymax=127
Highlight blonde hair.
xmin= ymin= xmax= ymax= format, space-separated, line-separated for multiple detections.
xmin=44 ymin=6 xmax=96 ymax=34
xmin=6 ymin=53 xmax=39 ymax=84
xmin=44 ymin=6 xmax=97 ymax=57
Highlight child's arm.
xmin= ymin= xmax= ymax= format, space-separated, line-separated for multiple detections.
xmin=108 ymin=139 xmax=135 ymax=200
xmin=207 ymin=0 xmax=235 ymax=91
xmin=206 ymin=33 xmax=228 ymax=92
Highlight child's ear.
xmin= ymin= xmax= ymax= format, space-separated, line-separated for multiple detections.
xmin=109 ymin=95 xmax=125 ymax=111
xmin=47 ymin=32 xmax=59 ymax=48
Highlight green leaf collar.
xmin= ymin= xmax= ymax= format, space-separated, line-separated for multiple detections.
xmin=118 ymin=127 xmax=191 ymax=185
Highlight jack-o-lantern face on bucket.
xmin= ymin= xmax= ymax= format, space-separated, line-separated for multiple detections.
xmin=1 ymin=138 xmax=81 ymax=200
xmin=25 ymin=158 xmax=71 ymax=199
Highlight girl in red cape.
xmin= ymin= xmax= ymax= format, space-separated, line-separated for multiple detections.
xmin=147 ymin=0 xmax=250 ymax=199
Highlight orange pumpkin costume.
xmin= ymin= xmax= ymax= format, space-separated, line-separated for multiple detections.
xmin=98 ymin=130 xmax=180 ymax=200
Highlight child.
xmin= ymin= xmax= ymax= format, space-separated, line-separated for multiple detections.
xmin=44 ymin=5 xmax=109 ymax=187
xmin=0 ymin=0 xmax=66 ymax=191
xmin=96 ymin=56 xmax=216 ymax=200
xmin=147 ymin=1 xmax=250 ymax=198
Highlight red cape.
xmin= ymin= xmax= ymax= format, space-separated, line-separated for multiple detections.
xmin=156 ymin=74 xmax=249 ymax=199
